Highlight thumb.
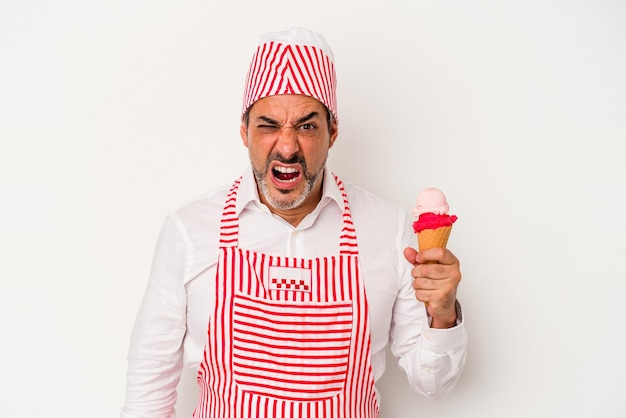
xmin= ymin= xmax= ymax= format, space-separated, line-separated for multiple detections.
xmin=403 ymin=247 xmax=419 ymax=265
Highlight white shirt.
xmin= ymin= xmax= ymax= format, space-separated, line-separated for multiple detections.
xmin=121 ymin=166 xmax=467 ymax=418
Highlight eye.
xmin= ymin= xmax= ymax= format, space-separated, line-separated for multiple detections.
xmin=257 ymin=124 xmax=278 ymax=132
xmin=299 ymin=123 xmax=316 ymax=131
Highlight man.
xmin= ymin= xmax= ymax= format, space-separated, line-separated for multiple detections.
xmin=121 ymin=27 xmax=467 ymax=418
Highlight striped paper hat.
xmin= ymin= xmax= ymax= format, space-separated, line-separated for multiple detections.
xmin=242 ymin=27 xmax=338 ymax=121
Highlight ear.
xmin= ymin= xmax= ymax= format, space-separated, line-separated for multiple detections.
xmin=240 ymin=119 xmax=249 ymax=147
xmin=328 ymin=119 xmax=339 ymax=149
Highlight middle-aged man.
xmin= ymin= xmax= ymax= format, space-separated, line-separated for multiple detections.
xmin=121 ymin=27 xmax=467 ymax=418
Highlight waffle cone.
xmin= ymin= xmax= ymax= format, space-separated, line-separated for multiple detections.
xmin=417 ymin=225 xmax=453 ymax=251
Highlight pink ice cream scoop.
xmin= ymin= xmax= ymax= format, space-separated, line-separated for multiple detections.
xmin=412 ymin=187 xmax=457 ymax=236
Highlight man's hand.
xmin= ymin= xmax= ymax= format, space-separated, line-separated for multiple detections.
xmin=403 ymin=247 xmax=461 ymax=329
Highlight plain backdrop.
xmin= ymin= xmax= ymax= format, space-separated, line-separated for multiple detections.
xmin=1 ymin=1 xmax=625 ymax=417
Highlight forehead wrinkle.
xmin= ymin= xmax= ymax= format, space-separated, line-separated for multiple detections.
xmin=256 ymin=111 xmax=320 ymax=127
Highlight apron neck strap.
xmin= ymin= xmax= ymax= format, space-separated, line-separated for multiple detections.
xmin=334 ymin=174 xmax=359 ymax=256
xmin=217 ymin=177 xmax=241 ymax=247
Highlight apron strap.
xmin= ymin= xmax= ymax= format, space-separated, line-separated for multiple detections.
xmin=334 ymin=174 xmax=359 ymax=256
xmin=217 ymin=177 xmax=241 ymax=247
xmin=218 ymin=174 xmax=359 ymax=255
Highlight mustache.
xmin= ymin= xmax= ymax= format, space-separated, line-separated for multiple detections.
xmin=265 ymin=152 xmax=312 ymax=180
xmin=267 ymin=152 xmax=305 ymax=166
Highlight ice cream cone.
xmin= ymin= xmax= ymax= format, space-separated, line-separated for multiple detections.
xmin=412 ymin=188 xmax=457 ymax=309
xmin=417 ymin=225 xmax=452 ymax=252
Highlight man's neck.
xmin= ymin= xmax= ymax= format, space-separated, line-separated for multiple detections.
xmin=260 ymin=180 xmax=324 ymax=228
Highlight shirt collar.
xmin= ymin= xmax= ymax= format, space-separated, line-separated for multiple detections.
xmin=236 ymin=165 xmax=345 ymax=217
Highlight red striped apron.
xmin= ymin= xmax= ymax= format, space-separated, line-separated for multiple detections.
xmin=194 ymin=175 xmax=379 ymax=418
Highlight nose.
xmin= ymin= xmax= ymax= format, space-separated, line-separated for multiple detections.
xmin=274 ymin=128 xmax=300 ymax=158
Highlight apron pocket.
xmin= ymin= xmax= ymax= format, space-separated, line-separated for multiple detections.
xmin=231 ymin=292 xmax=353 ymax=402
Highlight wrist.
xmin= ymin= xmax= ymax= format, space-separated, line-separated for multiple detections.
xmin=429 ymin=301 xmax=460 ymax=329
xmin=430 ymin=314 xmax=457 ymax=329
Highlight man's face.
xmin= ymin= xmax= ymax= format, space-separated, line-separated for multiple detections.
xmin=240 ymin=95 xmax=338 ymax=215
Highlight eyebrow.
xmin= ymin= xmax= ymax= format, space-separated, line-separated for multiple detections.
xmin=256 ymin=111 xmax=320 ymax=126
xmin=257 ymin=116 xmax=279 ymax=125
xmin=295 ymin=111 xmax=319 ymax=125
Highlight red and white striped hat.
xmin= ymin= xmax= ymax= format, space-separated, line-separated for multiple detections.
xmin=242 ymin=27 xmax=338 ymax=122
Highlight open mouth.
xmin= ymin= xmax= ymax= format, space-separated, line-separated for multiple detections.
xmin=272 ymin=165 xmax=301 ymax=184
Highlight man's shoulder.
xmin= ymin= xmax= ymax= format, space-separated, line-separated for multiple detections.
xmin=341 ymin=180 xmax=405 ymax=215
xmin=168 ymin=183 xmax=232 ymax=224
xmin=339 ymin=179 xmax=412 ymax=258
xmin=340 ymin=179 xmax=410 ymax=238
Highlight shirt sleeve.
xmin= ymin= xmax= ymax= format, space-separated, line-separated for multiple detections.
xmin=389 ymin=212 xmax=468 ymax=400
xmin=120 ymin=214 xmax=190 ymax=418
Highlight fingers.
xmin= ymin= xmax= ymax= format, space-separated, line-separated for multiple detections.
xmin=410 ymin=248 xmax=461 ymax=308
xmin=404 ymin=247 xmax=458 ymax=266
xmin=405 ymin=247 xmax=461 ymax=328
xmin=412 ymin=276 xmax=438 ymax=290
xmin=413 ymin=279 xmax=458 ymax=316
xmin=405 ymin=246 xmax=461 ymax=294
xmin=416 ymin=247 xmax=458 ymax=265
xmin=413 ymin=277 xmax=457 ymax=298
xmin=403 ymin=247 xmax=419 ymax=265
xmin=415 ymin=262 xmax=456 ymax=281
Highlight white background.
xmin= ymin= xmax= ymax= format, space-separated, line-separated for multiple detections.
xmin=1 ymin=1 xmax=625 ymax=417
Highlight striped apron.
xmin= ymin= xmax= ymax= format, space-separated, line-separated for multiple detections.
xmin=194 ymin=176 xmax=379 ymax=418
